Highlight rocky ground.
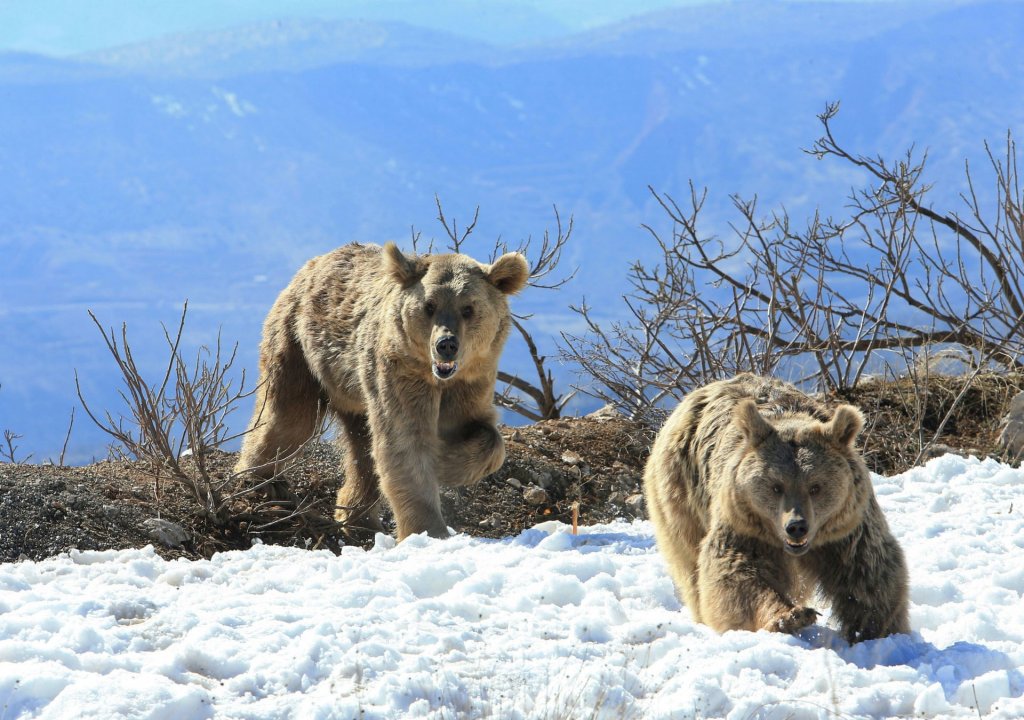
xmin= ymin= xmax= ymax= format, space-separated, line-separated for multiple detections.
xmin=0 ymin=411 xmax=653 ymax=563
xmin=3 ymin=373 xmax=1022 ymax=564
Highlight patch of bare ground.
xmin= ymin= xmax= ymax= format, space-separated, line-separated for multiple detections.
xmin=3 ymin=373 xmax=1021 ymax=563
xmin=0 ymin=413 xmax=651 ymax=563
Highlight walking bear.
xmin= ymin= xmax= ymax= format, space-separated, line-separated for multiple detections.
xmin=236 ymin=242 xmax=529 ymax=540
xmin=643 ymin=374 xmax=909 ymax=643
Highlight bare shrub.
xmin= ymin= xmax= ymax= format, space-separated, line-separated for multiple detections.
xmin=76 ymin=302 xmax=333 ymax=534
xmin=2 ymin=430 xmax=30 ymax=464
xmin=563 ymin=104 xmax=1024 ymax=464
xmin=0 ymin=383 xmax=32 ymax=464
xmin=0 ymin=385 xmax=75 ymax=466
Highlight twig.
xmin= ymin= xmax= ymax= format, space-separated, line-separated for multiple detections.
xmin=57 ymin=406 xmax=75 ymax=467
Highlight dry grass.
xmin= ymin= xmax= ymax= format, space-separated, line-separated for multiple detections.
xmin=840 ymin=371 xmax=1024 ymax=475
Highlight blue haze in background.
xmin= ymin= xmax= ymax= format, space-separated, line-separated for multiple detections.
xmin=0 ymin=0 xmax=1022 ymax=462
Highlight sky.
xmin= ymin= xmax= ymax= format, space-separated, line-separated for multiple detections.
xmin=1 ymin=453 xmax=1023 ymax=718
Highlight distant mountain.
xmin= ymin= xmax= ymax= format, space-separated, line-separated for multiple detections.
xmin=0 ymin=0 xmax=691 ymax=56
xmin=76 ymin=19 xmax=496 ymax=76
xmin=1 ymin=0 xmax=1022 ymax=462
xmin=0 ymin=51 xmax=116 ymax=83
xmin=530 ymin=0 xmax=954 ymax=54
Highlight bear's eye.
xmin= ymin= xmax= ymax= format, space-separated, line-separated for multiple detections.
xmin=771 ymin=484 xmax=783 ymax=496
xmin=424 ymin=301 xmax=436 ymax=317
xmin=461 ymin=305 xmax=474 ymax=320
xmin=809 ymin=484 xmax=821 ymax=496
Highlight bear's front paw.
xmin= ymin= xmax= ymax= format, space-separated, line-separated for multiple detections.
xmin=767 ymin=606 xmax=819 ymax=634
xmin=464 ymin=421 xmax=502 ymax=453
xmin=439 ymin=421 xmax=505 ymax=485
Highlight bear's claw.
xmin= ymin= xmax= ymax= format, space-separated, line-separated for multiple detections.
xmin=771 ymin=606 xmax=819 ymax=634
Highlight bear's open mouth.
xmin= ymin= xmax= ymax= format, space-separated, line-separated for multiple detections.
xmin=783 ymin=537 xmax=811 ymax=556
xmin=433 ymin=361 xmax=458 ymax=380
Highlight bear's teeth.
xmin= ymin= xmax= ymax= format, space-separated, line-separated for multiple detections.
xmin=433 ymin=362 xmax=458 ymax=377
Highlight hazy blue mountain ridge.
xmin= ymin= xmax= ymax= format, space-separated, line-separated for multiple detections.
xmin=77 ymin=19 xmax=497 ymax=76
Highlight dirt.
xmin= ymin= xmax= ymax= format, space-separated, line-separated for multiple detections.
xmin=3 ymin=373 xmax=1021 ymax=564
xmin=0 ymin=411 xmax=654 ymax=563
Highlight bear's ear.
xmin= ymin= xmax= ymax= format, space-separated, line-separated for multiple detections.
xmin=826 ymin=404 xmax=864 ymax=448
xmin=383 ymin=242 xmax=427 ymax=286
xmin=486 ymin=252 xmax=530 ymax=295
xmin=734 ymin=399 xmax=774 ymax=448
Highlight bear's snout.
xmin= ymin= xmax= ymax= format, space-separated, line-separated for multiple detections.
xmin=783 ymin=515 xmax=811 ymax=555
xmin=432 ymin=334 xmax=460 ymax=380
xmin=785 ymin=516 xmax=808 ymax=540
xmin=435 ymin=334 xmax=459 ymax=361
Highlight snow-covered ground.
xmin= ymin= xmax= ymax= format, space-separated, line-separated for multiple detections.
xmin=1 ymin=454 xmax=1022 ymax=719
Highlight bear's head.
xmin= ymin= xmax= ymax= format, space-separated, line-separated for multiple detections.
xmin=731 ymin=400 xmax=869 ymax=555
xmin=383 ymin=242 xmax=530 ymax=381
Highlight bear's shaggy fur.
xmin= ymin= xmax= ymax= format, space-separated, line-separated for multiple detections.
xmin=643 ymin=374 xmax=909 ymax=643
xmin=236 ymin=242 xmax=529 ymax=540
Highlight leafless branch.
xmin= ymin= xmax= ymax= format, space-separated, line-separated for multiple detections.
xmin=435 ymin=195 xmax=480 ymax=253
xmin=55 ymin=406 xmax=75 ymax=467
xmin=565 ymin=106 xmax=1024 ymax=433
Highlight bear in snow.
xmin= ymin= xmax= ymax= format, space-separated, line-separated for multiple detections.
xmin=236 ymin=242 xmax=529 ymax=540
xmin=643 ymin=373 xmax=909 ymax=643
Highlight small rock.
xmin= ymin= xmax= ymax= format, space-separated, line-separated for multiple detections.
xmin=142 ymin=518 xmax=190 ymax=549
xmin=505 ymin=476 xmax=523 ymax=489
xmin=523 ymin=486 xmax=549 ymax=506
xmin=530 ymin=470 xmax=553 ymax=489
xmin=509 ymin=429 xmax=523 ymax=443
xmin=587 ymin=404 xmax=621 ymax=420
xmin=922 ymin=443 xmax=958 ymax=460
xmin=625 ymin=493 xmax=646 ymax=511
xmin=478 ymin=513 xmax=502 ymax=529
xmin=615 ymin=477 xmax=637 ymax=493
xmin=561 ymin=450 xmax=583 ymax=466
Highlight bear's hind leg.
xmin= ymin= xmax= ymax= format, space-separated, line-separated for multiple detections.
xmin=645 ymin=487 xmax=703 ymax=622
xmin=699 ymin=525 xmax=818 ymax=634
xmin=236 ymin=334 xmax=324 ymax=483
xmin=334 ymin=411 xmax=385 ymax=534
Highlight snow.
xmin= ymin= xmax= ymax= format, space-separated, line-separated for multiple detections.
xmin=1 ymin=454 xmax=1023 ymax=719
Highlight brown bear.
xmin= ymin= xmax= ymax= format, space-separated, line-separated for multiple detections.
xmin=236 ymin=242 xmax=530 ymax=540
xmin=643 ymin=374 xmax=909 ymax=643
